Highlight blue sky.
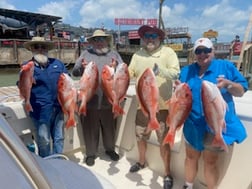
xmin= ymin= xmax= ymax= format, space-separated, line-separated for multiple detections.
xmin=1 ymin=0 xmax=252 ymax=42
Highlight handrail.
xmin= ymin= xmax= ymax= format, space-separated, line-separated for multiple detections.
xmin=0 ymin=114 xmax=52 ymax=189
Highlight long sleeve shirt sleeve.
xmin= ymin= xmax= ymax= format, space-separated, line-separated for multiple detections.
xmin=128 ymin=45 xmax=180 ymax=109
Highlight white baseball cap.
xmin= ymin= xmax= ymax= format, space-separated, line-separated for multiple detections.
xmin=193 ymin=38 xmax=213 ymax=52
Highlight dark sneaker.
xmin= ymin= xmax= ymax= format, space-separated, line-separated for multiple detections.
xmin=85 ymin=156 xmax=95 ymax=166
xmin=183 ymin=185 xmax=189 ymax=189
xmin=163 ymin=175 xmax=173 ymax=189
xmin=129 ymin=162 xmax=145 ymax=172
xmin=105 ymin=151 xmax=119 ymax=161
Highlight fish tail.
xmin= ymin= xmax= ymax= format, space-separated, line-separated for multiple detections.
xmin=113 ymin=104 xmax=124 ymax=115
xmin=78 ymin=104 xmax=87 ymax=116
xmin=148 ymin=118 xmax=159 ymax=131
xmin=143 ymin=127 xmax=152 ymax=136
xmin=212 ymin=136 xmax=229 ymax=152
xmin=25 ymin=102 xmax=33 ymax=113
xmin=65 ymin=117 xmax=76 ymax=129
xmin=162 ymin=130 xmax=175 ymax=147
xmin=78 ymin=97 xmax=87 ymax=115
xmin=65 ymin=111 xmax=77 ymax=129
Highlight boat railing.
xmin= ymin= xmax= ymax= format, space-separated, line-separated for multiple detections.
xmin=0 ymin=39 xmax=90 ymax=66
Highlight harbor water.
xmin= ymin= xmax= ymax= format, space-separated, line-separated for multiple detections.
xmin=0 ymin=68 xmax=19 ymax=87
xmin=0 ymin=67 xmax=76 ymax=88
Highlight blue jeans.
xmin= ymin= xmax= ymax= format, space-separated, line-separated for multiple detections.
xmin=32 ymin=109 xmax=64 ymax=157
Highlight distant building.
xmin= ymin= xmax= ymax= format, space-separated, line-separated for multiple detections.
xmin=0 ymin=8 xmax=61 ymax=39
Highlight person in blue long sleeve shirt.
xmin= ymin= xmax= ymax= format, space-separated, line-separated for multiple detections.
xmin=21 ymin=37 xmax=68 ymax=157
xmin=180 ymin=38 xmax=248 ymax=189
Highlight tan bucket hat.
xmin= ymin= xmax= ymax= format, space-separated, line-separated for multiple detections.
xmin=24 ymin=36 xmax=54 ymax=50
xmin=86 ymin=30 xmax=112 ymax=43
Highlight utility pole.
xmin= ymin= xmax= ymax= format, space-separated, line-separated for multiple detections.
xmin=236 ymin=13 xmax=252 ymax=73
xmin=158 ymin=0 xmax=165 ymax=30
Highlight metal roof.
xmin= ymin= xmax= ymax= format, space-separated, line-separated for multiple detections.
xmin=0 ymin=8 xmax=62 ymax=28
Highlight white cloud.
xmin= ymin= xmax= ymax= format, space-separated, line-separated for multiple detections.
xmin=1 ymin=0 xmax=251 ymax=42
xmin=0 ymin=0 xmax=16 ymax=9
xmin=37 ymin=0 xmax=79 ymax=22
xmin=78 ymin=0 xmax=157 ymax=29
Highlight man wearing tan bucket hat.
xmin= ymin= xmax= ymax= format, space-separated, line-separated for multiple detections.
xmin=72 ymin=29 xmax=123 ymax=166
xmin=20 ymin=36 xmax=68 ymax=157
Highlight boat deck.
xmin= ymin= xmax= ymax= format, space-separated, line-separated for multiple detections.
xmin=66 ymin=90 xmax=252 ymax=189
xmin=1 ymin=86 xmax=252 ymax=189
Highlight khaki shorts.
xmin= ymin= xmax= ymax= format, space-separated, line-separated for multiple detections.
xmin=135 ymin=110 xmax=169 ymax=144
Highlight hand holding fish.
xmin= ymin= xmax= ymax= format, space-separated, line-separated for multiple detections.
xmin=109 ymin=58 xmax=118 ymax=68
xmin=81 ymin=58 xmax=89 ymax=69
xmin=216 ymin=77 xmax=232 ymax=89
xmin=217 ymin=77 xmax=245 ymax=97
xmin=152 ymin=63 xmax=160 ymax=76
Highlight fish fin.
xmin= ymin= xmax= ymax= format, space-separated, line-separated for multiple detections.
xmin=165 ymin=99 xmax=171 ymax=108
xmin=162 ymin=131 xmax=175 ymax=147
xmin=78 ymin=95 xmax=87 ymax=115
xmin=222 ymin=121 xmax=227 ymax=133
xmin=74 ymin=100 xmax=78 ymax=113
xmin=32 ymin=77 xmax=36 ymax=85
xmin=78 ymin=100 xmax=87 ymax=116
xmin=212 ymin=136 xmax=229 ymax=152
xmin=77 ymin=90 xmax=81 ymax=103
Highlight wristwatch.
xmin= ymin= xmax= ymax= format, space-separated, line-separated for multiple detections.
xmin=227 ymin=83 xmax=233 ymax=89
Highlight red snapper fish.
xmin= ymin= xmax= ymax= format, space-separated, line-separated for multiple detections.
xmin=78 ymin=61 xmax=99 ymax=115
xmin=101 ymin=64 xmax=114 ymax=106
xmin=18 ymin=61 xmax=35 ymax=113
xmin=112 ymin=63 xmax=130 ymax=117
xmin=163 ymin=81 xmax=192 ymax=147
xmin=102 ymin=62 xmax=129 ymax=118
xmin=136 ymin=68 xmax=159 ymax=132
xmin=57 ymin=73 xmax=77 ymax=129
xmin=201 ymin=80 xmax=228 ymax=152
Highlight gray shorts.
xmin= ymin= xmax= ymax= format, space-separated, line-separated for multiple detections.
xmin=135 ymin=110 xmax=169 ymax=144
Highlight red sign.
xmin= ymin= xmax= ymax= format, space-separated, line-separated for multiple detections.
xmin=146 ymin=19 xmax=158 ymax=26
xmin=128 ymin=30 xmax=140 ymax=39
xmin=233 ymin=42 xmax=242 ymax=55
xmin=114 ymin=18 xmax=157 ymax=26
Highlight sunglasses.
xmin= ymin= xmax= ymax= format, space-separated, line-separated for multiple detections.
xmin=195 ymin=48 xmax=212 ymax=55
xmin=33 ymin=44 xmax=47 ymax=50
xmin=92 ymin=37 xmax=107 ymax=42
xmin=144 ymin=33 xmax=159 ymax=39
